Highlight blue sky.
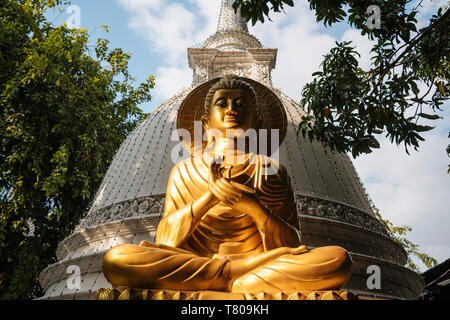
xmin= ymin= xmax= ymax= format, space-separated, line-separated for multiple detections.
xmin=46 ymin=0 xmax=358 ymax=112
xmin=46 ymin=0 xmax=449 ymax=269
xmin=46 ymin=0 xmax=164 ymax=112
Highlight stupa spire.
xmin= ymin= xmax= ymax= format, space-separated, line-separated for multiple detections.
xmin=217 ymin=0 xmax=249 ymax=33
xmin=187 ymin=0 xmax=276 ymax=87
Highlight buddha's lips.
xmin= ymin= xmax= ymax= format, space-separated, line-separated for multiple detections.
xmin=224 ymin=116 xmax=240 ymax=123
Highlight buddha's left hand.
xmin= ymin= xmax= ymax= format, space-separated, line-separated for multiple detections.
xmin=209 ymin=158 xmax=272 ymax=222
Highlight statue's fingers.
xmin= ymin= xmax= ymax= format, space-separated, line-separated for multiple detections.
xmin=210 ymin=180 xmax=238 ymax=205
xmin=210 ymin=160 xmax=218 ymax=173
xmin=219 ymin=178 xmax=243 ymax=196
xmin=215 ymin=179 xmax=241 ymax=201
xmin=292 ymin=245 xmax=308 ymax=255
xmin=209 ymin=183 xmax=230 ymax=204
xmin=139 ymin=240 xmax=153 ymax=247
xmin=210 ymin=161 xmax=221 ymax=182
xmin=230 ymin=181 xmax=255 ymax=194
xmin=225 ymin=168 xmax=231 ymax=180
xmin=211 ymin=155 xmax=224 ymax=167
xmin=222 ymin=166 xmax=232 ymax=179
xmin=212 ymin=182 xmax=241 ymax=207
xmin=215 ymin=178 xmax=241 ymax=201
xmin=209 ymin=163 xmax=215 ymax=180
xmin=218 ymin=167 xmax=227 ymax=179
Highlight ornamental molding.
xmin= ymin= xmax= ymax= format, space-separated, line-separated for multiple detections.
xmin=203 ymin=30 xmax=262 ymax=51
xmin=95 ymin=288 xmax=356 ymax=300
xmin=75 ymin=195 xmax=165 ymax=233
xmin=295 ymin=194 xmax=390 ymax=237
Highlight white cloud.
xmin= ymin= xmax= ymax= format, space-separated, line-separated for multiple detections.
xmin=124 ymin=2 xmax=196 ymax=65
xmin=154 ymin=65 xmax=192 ymax=100
xmin=188 ymin=0 xmax=221 ymax=35
xmin=412 ymin=0 xmax=448 ymax=28
xmin=353 ymin=115 xmax=450 ymax=266
xmin=118 ymin=0 xmax=163 ymax=11
xmin=251 ymin=3 xmax=336 ymax=100
xmin=414 ymin=0 xmax=448 ymax=15
xmin=118 ymin=0 xmax=221 ymax=99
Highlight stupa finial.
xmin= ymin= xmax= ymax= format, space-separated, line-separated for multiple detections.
xmin=217 ymin=0 xmax=248 ymax=33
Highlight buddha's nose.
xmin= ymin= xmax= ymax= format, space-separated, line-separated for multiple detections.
xmin=226 ymin=102 xmax=238 ymax=114
xmin=225 ymin=109 xmax=238 ymax=116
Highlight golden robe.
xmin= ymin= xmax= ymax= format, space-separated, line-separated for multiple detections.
xmin=103 ymin=154 xmax=352 ymax=293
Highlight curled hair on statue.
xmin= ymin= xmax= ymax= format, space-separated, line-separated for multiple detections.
xmin=202 ymin=75 xmax=262 ymax=129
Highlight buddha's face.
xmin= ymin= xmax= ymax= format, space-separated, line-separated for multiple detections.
xmin=206 ymin=88 xmax=256 ymax=138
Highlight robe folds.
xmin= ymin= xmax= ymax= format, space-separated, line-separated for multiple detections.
xmin=103 ymin=154 xmax=352 ymax=292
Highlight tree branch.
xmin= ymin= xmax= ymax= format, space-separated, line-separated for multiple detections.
xmin=386 ymin=9 xmax=449 ymax=75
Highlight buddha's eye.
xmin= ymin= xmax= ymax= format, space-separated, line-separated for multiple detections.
xmin=215 ymin=100 xmax=226 ymax=108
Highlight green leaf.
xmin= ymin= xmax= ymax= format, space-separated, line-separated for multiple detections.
xmin=283 ymin=0 xmax=294 ymax=7
xmin=418 ymin=113 xmax=441 ymax=120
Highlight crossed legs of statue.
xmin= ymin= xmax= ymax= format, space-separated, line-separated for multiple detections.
xmin=103 ymin=241 xmax=352 ymax=293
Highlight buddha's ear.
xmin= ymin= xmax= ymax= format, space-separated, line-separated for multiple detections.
xmin=201 ymin=115 xmax=209 ymax=130
xmin=201 ymin=115 xmax=216 ymax=146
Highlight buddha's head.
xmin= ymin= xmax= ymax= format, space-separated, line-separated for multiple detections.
xmin=177 ymin=75 xmax=287 ymax=157
xmin=202 ymin=75 xmax=262 ymax=140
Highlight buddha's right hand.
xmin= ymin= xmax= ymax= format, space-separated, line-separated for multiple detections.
xmin=286 ymin=245 xmax=308 ymax=255
xmin=208 ymin=157 xmax=254 ymax=207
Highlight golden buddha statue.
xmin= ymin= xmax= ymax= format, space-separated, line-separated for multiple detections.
xmin=102 ymin=75 xmax=352 ymax=295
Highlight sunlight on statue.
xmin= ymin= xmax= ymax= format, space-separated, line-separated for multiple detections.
xmin=102 ymin=75 xmax=353 ymax=294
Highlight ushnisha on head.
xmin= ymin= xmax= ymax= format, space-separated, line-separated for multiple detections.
xmin=201 ymin=75 xmax=263 ymax=139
